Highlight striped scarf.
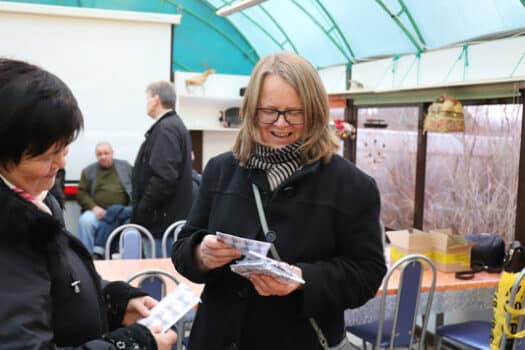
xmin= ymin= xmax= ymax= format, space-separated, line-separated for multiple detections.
xmin=0 ymin=173 xmax=52 ymax=215
xmin=247 ymin=141 xmax=304 ymax=191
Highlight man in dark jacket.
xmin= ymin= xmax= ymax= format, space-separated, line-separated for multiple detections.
xmin=77 ymin=142 xmax=133 ymax=254
xmin=132 ymin=81 xmax=193 ymax=257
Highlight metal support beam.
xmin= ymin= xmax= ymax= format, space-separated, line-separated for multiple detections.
xmin=413 ymin=103 xmax=429 ymax=229
xmin=375 ymin=0 xmax=424 ymax=53
xmin=515 ymin=89 xmax=525 ymax=243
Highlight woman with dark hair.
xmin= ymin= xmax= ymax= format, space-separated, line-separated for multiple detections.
xmin=0 ymin=58 xmax=177 ymax=349
xmin=172 ymin=52 xmax=386 ymax=350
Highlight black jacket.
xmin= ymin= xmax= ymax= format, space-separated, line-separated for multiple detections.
xmin=132 ymin=111 xmax=193 ymax=238
xmin=172 ymin=152 xmax=387 ymax=350
xmin=0 ymin=183 xmax=155 ymax=350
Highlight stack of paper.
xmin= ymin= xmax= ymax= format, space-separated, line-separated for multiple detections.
xmin=217 ymin=232 xmax=305 ymax=285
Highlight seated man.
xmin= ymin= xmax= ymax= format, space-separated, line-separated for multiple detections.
xmin=76 ymin=142 xmax=132 ymax=254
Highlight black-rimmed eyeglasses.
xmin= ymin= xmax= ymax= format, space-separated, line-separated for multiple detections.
xmin=256 ymin=108 xmax=305 ymax=125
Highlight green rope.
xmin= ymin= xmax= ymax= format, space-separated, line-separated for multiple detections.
xmin=416 ymin=51 xmax=421 ymax=85
xmin=373 ymin=56 xmax=397 ymax=89
xmin=459 ymin=45 xmax=469 ymax=80
xmin=398 ymin=51 xmax=422 ymax=86
xmin=443 ymin=45 xmax=469 ymax=82
xmin=345 ymin=61 xmax=353 ymax=90
xmin=391 ymin=54 xmax=401 ymax=88
xmin=510 ymin=50 xmax=525 ymax=77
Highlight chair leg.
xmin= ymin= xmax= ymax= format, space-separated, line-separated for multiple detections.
xmin=175 ymin=320 xmax=185 ymax=350
xmin=435 ymin=335 xmax=442 ymax=350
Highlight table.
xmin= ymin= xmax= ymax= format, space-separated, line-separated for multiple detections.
xmin=345 ymin=268 xmax=500 ymax=327
xmin=94 ymin=258 xmax=500 ymax=327
xmin=94 ymin=258 xmax=203 ymax=295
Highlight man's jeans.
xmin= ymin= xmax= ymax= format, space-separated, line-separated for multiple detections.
xmin=78 ymin=210 xmax=99 ymax=254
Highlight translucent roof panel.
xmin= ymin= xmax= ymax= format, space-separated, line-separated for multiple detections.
xmin=400 ymin=0 xmax=525 ymax=48
xmin=208 ymin=0 xmax=525 ymax=70
xmin=4 ymin=0 xmax=525 ymax=73
xmin=327 ymin=0 xmax=416 ymax=59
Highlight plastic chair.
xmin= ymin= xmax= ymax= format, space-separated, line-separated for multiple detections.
xmin=105 ymin=223 xmax=155 ymax=259
xmin=161 ymin=220 xmax=186 ymax=258
xmin=126 ymin=269 xmax=189 ymax=350
xmin=346 ymin=254 xmax=437 ymax=350
xmin=436 ymin=268 xmax=525 ymax=350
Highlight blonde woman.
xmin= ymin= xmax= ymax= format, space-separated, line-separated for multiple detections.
xmin=172 ymin=52 xmax=386 ymax=350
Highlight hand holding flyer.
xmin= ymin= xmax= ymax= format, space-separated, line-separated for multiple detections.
xmin=216 ymin=231 xmax=304 ymax=285
xmin=216 ymin=231 xmax=271 ymax=257
xmin=138 ymin=283 xmax=200 ymax=333
xmin=230 ymin=251 xmax=305 ymax=285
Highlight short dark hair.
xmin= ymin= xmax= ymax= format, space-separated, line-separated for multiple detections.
xmin=0 ymin=58 xmax=84 ymax=168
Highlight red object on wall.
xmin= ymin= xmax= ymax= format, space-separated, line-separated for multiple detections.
xmin=64 ymin=184 xmax=78 ymax=196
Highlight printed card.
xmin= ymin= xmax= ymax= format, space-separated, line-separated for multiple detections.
xmin=138 ymin=283 xmax=200 ymax=333
xmin=216 ymin=231 xmax=271 ymax=257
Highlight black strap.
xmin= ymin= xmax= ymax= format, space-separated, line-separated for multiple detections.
xmin=251 ymin=183 xmax=331 ymax=350
xmin=454 ymin=270 xmax=476 ymax=280
xmin=454 ymin=263 xmax=503 ymax=280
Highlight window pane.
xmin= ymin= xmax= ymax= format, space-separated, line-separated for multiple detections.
xmin=356 ymin=107 xmax=419 ymax=230
xmin=424 ymin=104 xmax=522 ymax=242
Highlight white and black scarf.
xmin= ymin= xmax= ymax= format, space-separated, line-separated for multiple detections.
xmin=246 ymin=141 xmax=304 ymax=191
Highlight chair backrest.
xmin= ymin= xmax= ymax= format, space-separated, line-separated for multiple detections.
xmin=120 ymin=229 xmax=142 ymax=259
xmin=377 ymin=254 xmax=437 ymax=350
xmin=126 ymin=268 xmax=180 ymax=300
xmin=105 ymin=223 xmax=155 ymax=259
xmin=161 ymin=220 xmax=186 ymax=258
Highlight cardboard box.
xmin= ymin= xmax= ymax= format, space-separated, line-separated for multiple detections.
xmin=429 ymin=230 xmax=471 ymax=272
xmin=388 ymin=229 xmax=433 ymax=267
xmin=387 ymin=228 xmax=472 ymax=272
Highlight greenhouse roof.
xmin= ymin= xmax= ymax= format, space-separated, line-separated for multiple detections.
xmin=4 ymin=0 xmax=525 ymax=74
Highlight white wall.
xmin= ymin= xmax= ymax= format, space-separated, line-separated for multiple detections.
xmin=320 ymin=36 xmax=525 ymax=93
xmin=174 ymin=71 xmax=249 ymax=169
xmin=0 ymin=2 xmax=179 ymax=180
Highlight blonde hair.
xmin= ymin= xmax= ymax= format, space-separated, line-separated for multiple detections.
xmin=232 ymin=52 xmax=339 ymax=166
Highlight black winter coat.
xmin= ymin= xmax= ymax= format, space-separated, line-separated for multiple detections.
xmin=172 ymin=152 xmax=387 ymax=350
xmin=132 ymin=111 xmax=193 ymax=238
xmin=0 ymin=183 xmax=155 ymax=350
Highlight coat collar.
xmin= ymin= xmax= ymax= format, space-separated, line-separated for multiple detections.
xmin=0 ymin=182 xmax=61 ymax=248
xmin=145 ymin=110 xmax=176 ymax=137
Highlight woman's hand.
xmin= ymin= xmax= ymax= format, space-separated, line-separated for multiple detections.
xmin=250 ymin=266 xmax=303 ymax=296
xmin=194 ymin=234 xmax=242 ymax=272
xmin=149 ymin=324 xmax=178 ymax=350
xmin=122 ymin=296 xmax=158 ymax=326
